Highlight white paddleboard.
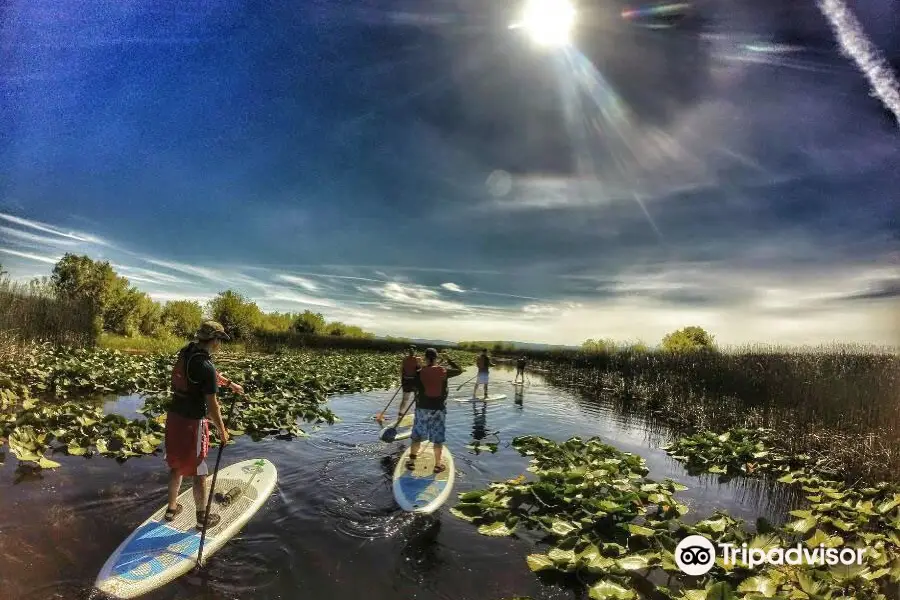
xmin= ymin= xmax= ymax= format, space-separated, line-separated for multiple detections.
xmin=379 ymin=413 xmax=414 ymax=442
xmin=452 ymin=394 xmax=507 ymax=403
xmin=95 ymin=458 xmax=277 ymax=599
xmin=392 ymin=441 xmax=455 ymax=513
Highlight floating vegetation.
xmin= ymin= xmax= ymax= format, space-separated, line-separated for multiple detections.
xmin=662 ymin=428 xmax=839 ymax=480
xmin=0 ymin=343 xmax=401 ymax=471
xmin=454 ymin=435 xmax=900 ymax=600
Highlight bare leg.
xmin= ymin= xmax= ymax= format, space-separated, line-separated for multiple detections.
xmin=484 ymin=382 xmax=489 ymax=399
xmin=192 ymin=475 xmax=208 ymax=510
xmin=409 ymin=440 xmax=421 ymax=456
xmin=397 ymin=392 xmax=411 ymax=420
xmin=167 ymin=469 xmax=183 ymax=509
xmin=433 ymin=442 xmax=443 ymax=468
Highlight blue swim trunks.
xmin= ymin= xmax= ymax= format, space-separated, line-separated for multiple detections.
xmin=411 ymin=408 xmax=446 ymax=445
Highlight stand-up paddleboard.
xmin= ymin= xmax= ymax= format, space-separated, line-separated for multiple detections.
xmin=379 ymin=413 xmax=414 ymax=442
xmin=452 ymin=394 xmax=507 ymax=403
xmin=392 ymin=442 xmax=455 ymax=513
xmin=95 ymin=458 xmax=277 ymax=599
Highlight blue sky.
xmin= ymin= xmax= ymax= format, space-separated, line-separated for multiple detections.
xmin=1 ymin=0 xmax=898 ymax=346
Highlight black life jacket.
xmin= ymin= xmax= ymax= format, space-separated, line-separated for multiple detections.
xmin=169 ymin=343 xmax=210 ymax=419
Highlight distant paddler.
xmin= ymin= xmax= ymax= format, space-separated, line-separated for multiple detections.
xmin=473 ymin=348 xmax=495 ymax=400
xmin=514 ymin=355 xmax=527 ymax=384
xmin=164 ymin=321 xmax=244 ymax=530
xmin=406 ymin=348 xmax=462 ymax=473
xmin=397 ymin=346 xmax=422 ymax=422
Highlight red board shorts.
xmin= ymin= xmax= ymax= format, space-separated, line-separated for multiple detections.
xmin=164 ymin=412 xmax=210 ymax=477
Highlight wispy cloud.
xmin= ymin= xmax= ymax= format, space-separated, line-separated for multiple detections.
xmin=0 ymin=247 xmax=62 ymax=265
xmin=142 ymin=258 xmax=223 ymax=282
xmin=441 ymin=282 xmax=465 ymax=293
xmin=277 ymin=274 xmax=321 ymax=292
xmin=0 ymin=213 xmax=105 ymax=245
xmin=816 ymin=0 xmax=900 ymax=127
xmin=364 ymin=281 xmax=472 ymax=314
xmin=111 ymin=264 xmax=190 ymax=285
xmin=0 ymin=226 xmax=79 ymax=248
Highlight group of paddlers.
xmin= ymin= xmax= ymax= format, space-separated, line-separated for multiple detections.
xmin=158 ymin=323 xmax=530 ymax=526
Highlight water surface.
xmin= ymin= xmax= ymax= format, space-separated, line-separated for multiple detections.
xmin=0 ymin=366 xmax=795 ymax=600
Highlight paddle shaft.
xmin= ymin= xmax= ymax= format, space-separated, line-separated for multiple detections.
xmin=381 ymin=392 xmax=416 ymax=441
xmin=196 ymin=392 xmax=241 ymax=568
xmin=455 ymin=375 xmax=477 ymax=391
xmin=377 ymin=384 xmax=402 ymax=418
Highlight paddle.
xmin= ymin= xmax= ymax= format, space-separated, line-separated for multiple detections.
xmin=380 ymin=394 xmax=416 ymax=442
xmin=196 ymin=391 xmax=242 ymax=569
xmin=455 ymin=375 xmax=476 ymax=391
xmin=374 ymin=384 xmax=402 ymax=423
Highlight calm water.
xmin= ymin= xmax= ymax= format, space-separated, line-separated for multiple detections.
xmin=1 ymin=366 xmax=795 ymax=600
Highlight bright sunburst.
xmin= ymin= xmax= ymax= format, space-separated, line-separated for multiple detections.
xmin=510 ymin=0 xmax=576 ymax=48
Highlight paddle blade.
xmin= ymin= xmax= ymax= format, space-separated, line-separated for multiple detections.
xmin=380 ymin=427 xmax=397 ymax=442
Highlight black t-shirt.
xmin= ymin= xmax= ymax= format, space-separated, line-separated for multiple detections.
xmin=169 ymin=344 xmax=219 ymax=419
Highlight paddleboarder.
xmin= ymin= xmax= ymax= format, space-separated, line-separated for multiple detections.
xmin=164 ymin=321 xmax=244 ymax=530
xmin=514 ymin=355 xmax=527 ymax=384
xmin=407 ymin=348 xmax=462 ymax=473
xmin=473 ymin=348 xmax=494 ymax=399
xmin=397 ymin=346 xmax=421 ymax=421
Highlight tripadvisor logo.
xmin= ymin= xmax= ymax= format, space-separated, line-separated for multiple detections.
xmin=674 ymin=535 xmax=865 ymax=576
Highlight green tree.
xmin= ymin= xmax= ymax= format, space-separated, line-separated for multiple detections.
xmin=51 ymin=254 xmax=117 ymax=315
xmin=292 ymin=310 xmax=327 ymax=335
xmin=133 ymin=294 xmax=164 ymax=337
xmin=207 ymin=290 xmax=261 ymax=340
xmin=661 ymin=326 xmax=715 ymax=352
xmin=258 ymin=311 xmax=295 ymax=333
xmin=326 ymin=322 xmax=347 ymax=336
xmin=582 ymin=338 xmax=618 ymax=353
xmin=103 ymin=278 xmax=144 ymax=335
xmin=162 ymin=300 xmax=203 ymax=338
xmin=341 ymin=324 xmax=373 ymax=339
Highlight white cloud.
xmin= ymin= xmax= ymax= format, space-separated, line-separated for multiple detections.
xmin=365 ymin=281 xmax=472 ymax=313
xmin=0 ymin=213 xmax=105 ymax=245
xmin=146 ymin=291 xmax=216 ymax=304
xmin=277 ymin=274 xmax=320 ymax=292
xmin=441 ymin=282 xmax=465 ymax=293
xmin=0 ymin=247 xmax=62 ymax=264
xmin=263 ymin=289 xmax=335 ymax=308
xmin=0 ymin=226 xmax=79 ymax=248
xmin=142 ymin=258 xmax=223 ymax=282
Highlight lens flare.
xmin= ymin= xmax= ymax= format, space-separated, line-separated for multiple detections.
xmin=511 ymin=0 xmax=576 ymax=48
xmin=621 ymin=3 xmax=690 ymax=28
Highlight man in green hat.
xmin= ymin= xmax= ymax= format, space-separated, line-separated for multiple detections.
xmin=164 ymin=320 xmax=244 ymax=529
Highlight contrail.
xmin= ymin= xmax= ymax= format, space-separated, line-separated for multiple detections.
xmin=816 ymin=0 xmax=900 ymax=128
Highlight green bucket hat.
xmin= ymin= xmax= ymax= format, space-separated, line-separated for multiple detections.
xmin=196 ymin=320 xmax=230 ymax=341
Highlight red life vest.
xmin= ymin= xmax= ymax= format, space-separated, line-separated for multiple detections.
xmin=170 ymin=343 xmax=217 ymax=419
xmin=419 ymin=365 xmax=447 ymax=399
xmin=402 ymin=356 xmax=420 ymax=377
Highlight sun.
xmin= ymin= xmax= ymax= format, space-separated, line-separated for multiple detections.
xmin=512 ymin=0 xmax=576 ymax=48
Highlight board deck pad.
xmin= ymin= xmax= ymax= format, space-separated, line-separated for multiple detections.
xmin=452 ymin=394 xmax=507 ymax=402
xmin=392 ymin=442 xmax=455 ymax=513
xmin=95 ymin=459 xmax=277 ymax=599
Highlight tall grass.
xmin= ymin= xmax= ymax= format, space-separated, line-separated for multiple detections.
xmin=529 ymin=347 xmax=900 ymax=482
xmin=0 ymin=279 xmax=98 ymax=347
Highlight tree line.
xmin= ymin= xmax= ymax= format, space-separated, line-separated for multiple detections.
xmin=1 ymin=255 xmax=374 ymax=344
